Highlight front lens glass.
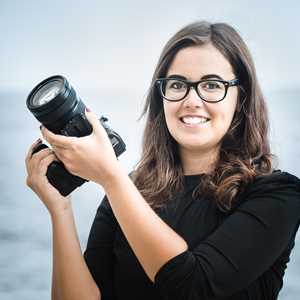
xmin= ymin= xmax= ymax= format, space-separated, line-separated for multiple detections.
xmin=32 ymin=79 xmax=63 ymax=107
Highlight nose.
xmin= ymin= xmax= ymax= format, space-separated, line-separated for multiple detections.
xmin=182 ymin=87 xmax=204 ymax=108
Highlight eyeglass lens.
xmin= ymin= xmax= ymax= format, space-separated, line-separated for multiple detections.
xmin=162 ymin=79 xmax=226 ymax=102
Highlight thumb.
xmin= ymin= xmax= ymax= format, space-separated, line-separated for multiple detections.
xmin=85 ymin=108 xmax=102 ymax=135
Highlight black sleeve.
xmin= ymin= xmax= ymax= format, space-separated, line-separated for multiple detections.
xmin=154 ymin=171 xmax=300 ymax=299
xmin=83 ymin=195 xmax=118 ymax=300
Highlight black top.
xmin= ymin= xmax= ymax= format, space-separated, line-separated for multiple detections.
xmin=83 ymin=170 xmax=300 ymax=300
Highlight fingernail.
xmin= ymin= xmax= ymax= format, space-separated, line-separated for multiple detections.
xmin=85 ymin=107 xmax=91 ymax=112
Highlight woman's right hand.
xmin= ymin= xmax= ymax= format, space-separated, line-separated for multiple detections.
xmin=25 ymin=138 xmax=71 ymax=216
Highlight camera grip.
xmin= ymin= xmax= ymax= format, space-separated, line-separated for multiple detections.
xmin=31 ymin=143 xmax=87 ymax=196
xmin=46 ymin=161 xmax=87 ymax=196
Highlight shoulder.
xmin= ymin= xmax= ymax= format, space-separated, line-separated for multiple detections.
xmin=255 ymin=169 xmax=299 ymax=184
xmin=246 ymin=169 xmax=300 ymax=194
xmin=233 ymin=170 xmax=300 ymax=213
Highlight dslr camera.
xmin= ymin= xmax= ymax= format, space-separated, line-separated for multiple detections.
xmin=26 ymin=75 xmax=126 ymax=196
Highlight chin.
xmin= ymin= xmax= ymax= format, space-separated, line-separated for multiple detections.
xmin=176 ymin=135 xmax=220 ymax=152
xmin=178 ymin=141 xmax=212 ymax=152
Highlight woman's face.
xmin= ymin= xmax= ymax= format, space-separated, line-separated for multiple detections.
xmin=163 ymin=44 xmax=239 ymax=156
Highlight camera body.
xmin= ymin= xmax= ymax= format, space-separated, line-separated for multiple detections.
xmin=27 ymin=75 xmax=126 ymax=196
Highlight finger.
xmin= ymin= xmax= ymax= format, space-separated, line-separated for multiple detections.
xmin=85 ymin=109 xmax=102 ymax=135
xmin=26 ymin=147 xmax=53 ymax=175
xmin=25 ymin=138 xmax=42 ymax=165
xmin=39 ymin=153 xmax=58 ymax=175
xmin=31 ymin=147 xmax=54 ymax=163
xmin=40 ymin=126 xmax=76 ymax=148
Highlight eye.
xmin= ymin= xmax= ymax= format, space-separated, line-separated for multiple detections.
xmin=201 ymin=81 xmax=222 ymax=90
xmin=167 ymin=80 xmax=186 ymax=90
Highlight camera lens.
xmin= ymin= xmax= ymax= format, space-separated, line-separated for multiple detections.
xmin=26 ymin=75 xmax=88 ymax=135
xmin=31 ymin=79 xmax=63 ymax=106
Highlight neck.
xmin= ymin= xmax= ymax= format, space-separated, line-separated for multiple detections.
xmin=180 ymin=146 xmax=219 ymax=175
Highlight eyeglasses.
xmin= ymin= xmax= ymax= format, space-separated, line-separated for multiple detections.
xmin=155 ymin=77 xmax=240 ymax=103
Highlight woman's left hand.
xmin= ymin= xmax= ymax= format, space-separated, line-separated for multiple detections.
xmin=40 ymin=109 xmax=120 ymax=187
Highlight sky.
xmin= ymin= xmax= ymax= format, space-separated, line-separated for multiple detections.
xmin=1 ymin=0 xmax=300 ymax=94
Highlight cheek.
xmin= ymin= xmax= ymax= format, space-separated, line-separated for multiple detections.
xmin=163 ymin=103 xmax=178 ymax=130
xmin=213 ymin=100 xmax=237 ymax=133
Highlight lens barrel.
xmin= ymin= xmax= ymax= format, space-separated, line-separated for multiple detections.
xmin=27 ymin=75 xmax=90 ymax=135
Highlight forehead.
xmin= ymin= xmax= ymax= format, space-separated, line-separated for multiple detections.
xmin=166 ymin=44 xmax=234 ymax=80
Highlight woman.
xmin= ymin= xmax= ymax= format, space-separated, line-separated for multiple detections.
xmin=25 ymin=21 xmax=300 ymax=299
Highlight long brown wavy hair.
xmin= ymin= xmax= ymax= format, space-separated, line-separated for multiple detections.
xmin=131 ymin=21 xmax=275 ymax=212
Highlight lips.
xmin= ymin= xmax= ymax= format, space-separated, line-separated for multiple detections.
xmin=180 ymin=115 xmax=211 ymax=125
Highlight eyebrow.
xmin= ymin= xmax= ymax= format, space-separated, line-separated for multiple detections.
xmin=167 ymin=74 xmax=225 ymax=80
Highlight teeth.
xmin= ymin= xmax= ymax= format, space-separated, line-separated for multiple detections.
xmin=181 ymin=116 xmax=209 ymax=124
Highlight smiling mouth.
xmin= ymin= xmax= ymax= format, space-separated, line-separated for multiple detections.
xmin=180 ymin=116 xmax=210 ymax=125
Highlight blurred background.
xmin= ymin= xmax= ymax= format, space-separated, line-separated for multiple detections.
xmin=1 ymin=0 xmax=299 ymax=299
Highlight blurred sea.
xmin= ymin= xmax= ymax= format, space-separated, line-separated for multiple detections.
xmin=0 ymin=88 xmax=299 ymax=299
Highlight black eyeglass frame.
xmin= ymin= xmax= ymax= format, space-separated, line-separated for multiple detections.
xmin=155 ymin=77 xmax=240 ymax=103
